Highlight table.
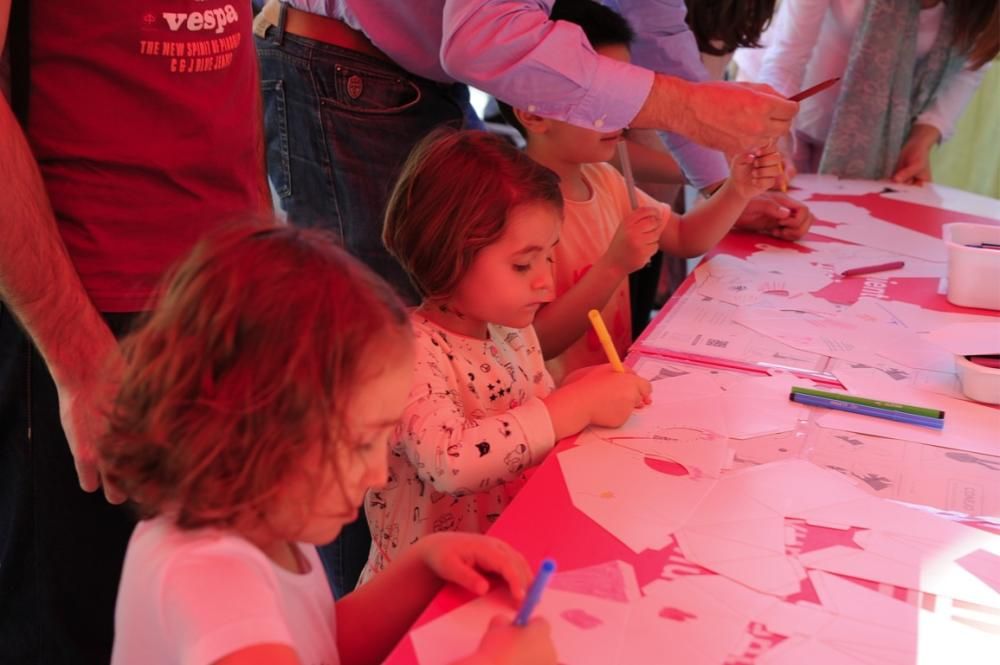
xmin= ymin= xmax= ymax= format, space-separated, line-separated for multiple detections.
xmin=385 ymin=177 xmax=1000 ymax=665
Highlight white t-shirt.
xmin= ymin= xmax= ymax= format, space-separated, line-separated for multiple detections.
xmin=112 ymin=517 xmax=339 ymax=665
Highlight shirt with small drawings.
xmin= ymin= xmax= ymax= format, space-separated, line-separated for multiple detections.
xmin=360 ymin=312 xmax=556 ymax=584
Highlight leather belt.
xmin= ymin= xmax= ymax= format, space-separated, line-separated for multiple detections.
xmin=253 ymin=0 xmax=391 ymax=63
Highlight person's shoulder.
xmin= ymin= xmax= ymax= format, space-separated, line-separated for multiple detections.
xmin=136 ymin=518 xmax=271 ymax=578
xmin=583 ymin=161 xmax=626 ymax=185
xmin=489 ymin=323 xmax=544 ymax=359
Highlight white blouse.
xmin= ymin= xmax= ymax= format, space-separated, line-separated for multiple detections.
xmin=734 ymin=0 xmax=988 ymax=144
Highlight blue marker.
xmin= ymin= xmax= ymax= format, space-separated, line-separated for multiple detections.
xmin=514 ymin=558 xmax=556 ymax=626
xmin=790 ymin=392 xmax=944 ymax=430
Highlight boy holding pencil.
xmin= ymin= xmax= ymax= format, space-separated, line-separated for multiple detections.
xmin=497 ymin=0 xmax=782 ymax=383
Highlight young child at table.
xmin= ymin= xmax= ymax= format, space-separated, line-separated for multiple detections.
xmin=99 ymin=224 xmax=556 ymax=665
xmin=363 ymin=130 xmax=652 ymax=580
xmin=496 ymin=0 xmax=782 ymax=383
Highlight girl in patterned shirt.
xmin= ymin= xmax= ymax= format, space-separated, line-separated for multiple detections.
xmin=363 ymin=130 xmax=652 ymax=582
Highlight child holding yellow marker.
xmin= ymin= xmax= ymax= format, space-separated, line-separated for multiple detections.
xmin=361 ymin=130 xmax=651 ymax=584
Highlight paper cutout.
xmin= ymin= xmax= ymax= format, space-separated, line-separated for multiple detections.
xmin=796 ymin=240 xmax=945 ymax=279
xmin=821 ymin=367 xmax=1000 ymax=456
xmin=558 ymin=435 xmax=717 ymax=552
xmin=595 ymin=372 xmax=807 ymax=444
xmin=956 ymin=550 xmax=1000 ymax=594
xmin=636 ymin=293 xmax=830 ymax=374
xmin=410 ymin=563 xmax=640 ymax=665
xmin=804 ymin=200 xmax=947 ymax=262
xmin=800 ymin=427 xmax=1000 ymax=516
xmin=547 ymin=559 xmax=641 ymax=604
xmin=693 ymin=254 xmax=832 ymax=307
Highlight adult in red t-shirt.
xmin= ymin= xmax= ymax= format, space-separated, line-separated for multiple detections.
xmin=0 ymin=2 xmax=267 ymax=662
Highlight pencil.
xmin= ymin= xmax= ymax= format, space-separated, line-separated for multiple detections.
xmin=788 ymin=77 xmax=841 ymax=102
xmin=588 ymin=309 xmax=625 ymax=373
xmin=616 ymin=140 xmax=639 ymax=210
xmin=514 ymin=559 xmax=556 ymax=626
xmin=839 ymin=261 xmax=905 ymax=277
xmin=791 ymin=386 xmax=944 ymax=419
xmin=790 ymin=392 xmax=944 ymax=429
xmin=776 ymin=158 xmax=788 ymax=193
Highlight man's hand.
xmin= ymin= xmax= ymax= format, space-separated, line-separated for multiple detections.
xmin=637 ymin=77 xmax=798 ymax=155
xmin=733 ymin=191 xmax=815 ymax=241
xmin=56 ymin=339 xmax=127 ymax=504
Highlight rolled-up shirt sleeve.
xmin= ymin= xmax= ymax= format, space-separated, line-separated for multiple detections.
xmin=616 ymin=0 xmax=730 ymax=189
xmin=441 ymin=0 xmax=654 ymax=130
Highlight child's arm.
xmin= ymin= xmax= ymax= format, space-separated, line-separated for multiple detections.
xmin=400 ymin=331 xmax=560 ymax=494
xmin=336 ymin=532 xmax=549 ymax=665
xmin=658 ymin=148 xmax=782 ymax=257
xmin=533 ymin=207 xmax=663 ymax=359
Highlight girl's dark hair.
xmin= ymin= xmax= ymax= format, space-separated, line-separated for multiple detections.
xmin=685 ymin=0 xmax=778 ymax=56
xmin=383 ymin=129 xmax=563 ymax=299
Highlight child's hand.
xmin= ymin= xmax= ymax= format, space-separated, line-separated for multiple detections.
xmin=602 ymin=206 xmax=665 ymax=276
xmin=455 ymin=615 xmax=557 ymax=665
xmin=419 ymin=532 xmax=533 ymax=601
xmin=574 ymin=365 xmax=653 ymax=428
xmin=728 ymin=147 xmax=783 ymax=199
xmin=560 ymin=363 xmax=606 ymax=386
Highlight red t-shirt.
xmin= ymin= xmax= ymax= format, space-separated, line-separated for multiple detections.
xmin=28 ymin=1 xmax=263 ymax=312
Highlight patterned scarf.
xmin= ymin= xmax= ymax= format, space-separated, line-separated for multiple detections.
xmin=819 ymin=0 xmax=967 ymax=179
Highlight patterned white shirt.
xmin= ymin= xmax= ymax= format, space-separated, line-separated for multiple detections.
xmin=361 ymin=313 xmax=555 ymax=583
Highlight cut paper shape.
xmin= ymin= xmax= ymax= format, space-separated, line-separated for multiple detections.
xmin=734 ymin=307 xmax=956 ymax=372
xmin=693 ymin=254 xmax=832 ymax=306
xmin=617 ymin=577 xmax=764 ymax=665
xmin=594 ymin=372 xmax=807 ymax=444
xmin=800 ymin=427 xmax=1000 ymax=516
xmin=795 ymin=240 xmax=945 ymax=279
xmin=546 ymin=559 xmax=641 ymax=604
xmin=636 ymin=292 xmax=830 ymax=374
xmin=561 ymin=608 xmax=604 ymax=630
xmin=788 ymin=493 xmax=1000 ymax=606
xmin=672 ymin=461 xmax=865 ymax=595
xmin=797 ymin=544 xmax=1000 ymax=610
xmin=591 ymin=429 xmax=733 ymax=479
xmin=410 ymin=568 xmax=636 ymax=665
xmin=558 ymin=435 xmax=717 ymax=553
xmin=956 ymin=550 xmax=1000 ymax=594
xmin=821 ymin=367 xmax=1000 ymax=456
xmin=804 ymin=200 xmax=947 ymax=262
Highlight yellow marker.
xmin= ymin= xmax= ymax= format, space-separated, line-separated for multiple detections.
xmin=587 ymin=309 xmax=625 ymax=373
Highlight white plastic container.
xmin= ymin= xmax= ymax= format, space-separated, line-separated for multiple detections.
xmin=942 ymin=223 xmax=1000 ymax=311
xmin=955 ymin=354 xmax=1000 ymax=405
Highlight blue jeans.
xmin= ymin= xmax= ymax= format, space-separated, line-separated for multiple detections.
xmin=255 ymin=12 xmax=477 ymax=597
xmin=256 ymin=12 xmax=477 ymax=306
